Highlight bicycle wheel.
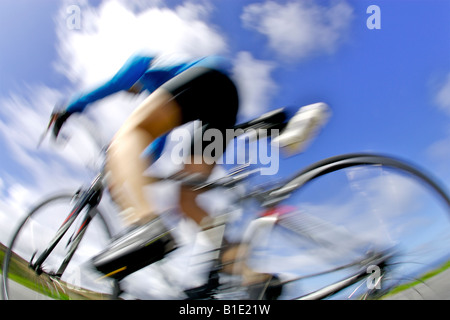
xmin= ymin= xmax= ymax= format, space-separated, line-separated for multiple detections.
xmin=2 ymin=193 xmax=120 ymax=300
xmin=243 ymin=153 xmax=450 ymax=300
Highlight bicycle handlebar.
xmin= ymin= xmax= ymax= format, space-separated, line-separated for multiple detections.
xmin=39 ymin=106 xmax=108 ymax=152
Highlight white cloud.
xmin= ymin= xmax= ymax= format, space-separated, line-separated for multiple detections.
xmin=427 ymin=72 xmax=450 ymax=175
xmin=232 ymin=51 xmax=277 ymax=118
xmin=54 ymin=0 xmax=278 ymax=119
xmin=241 ymin=0 xmax=353 ymax=61
xmin=0 ymin=86 xmax=96 ymax=222
xmin=435 ymin=73 xmax=450 ymax=115
xmin=55 ymin=0 xmax=228 ymax=88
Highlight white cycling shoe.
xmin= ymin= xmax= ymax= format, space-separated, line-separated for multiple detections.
xmin=92 ymin=217 xmax=176 ymax=280
xmin=272 ymin=102 xmax=331 ymax=155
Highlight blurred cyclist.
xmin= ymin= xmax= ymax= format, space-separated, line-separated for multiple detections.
xmin=51 ymin=49 xmax=333 ymax=298
xmin=54 ymin=53 xmax=236 ymax=226
xmin=52 ymin=52 xmax=244 ymax=288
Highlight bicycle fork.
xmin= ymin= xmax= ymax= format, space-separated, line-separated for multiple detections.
xmin=29 ymin=174 xmax=104 ymax=277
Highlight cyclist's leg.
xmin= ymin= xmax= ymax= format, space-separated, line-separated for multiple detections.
xmin=107 ymin=88 xmax=183 ymax=225
xmin=95 ymin=67 xmax=239 ymax=281
xmin=160 ymin=69 xmax=266 ymax=282
xmin=179 ymin=158 xmax=215 ymax=225
xmin=179 ymin=123 xmax=232 ymax=225
xmin=163 ymin=67 xmax=238 ymax=226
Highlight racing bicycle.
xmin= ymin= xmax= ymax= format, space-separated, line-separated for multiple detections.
xmin=2 ymin=104 xmax=450 ymax=300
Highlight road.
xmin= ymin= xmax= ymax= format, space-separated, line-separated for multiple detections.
xmin=2 ymin=280 xmax=52 ymax=300
xmin=385 ymin=268 xmax=450 ymax=300
xmin=3 ymin=269 xmax=450 ymax=300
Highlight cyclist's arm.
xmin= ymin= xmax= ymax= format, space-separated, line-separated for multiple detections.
xmin=65 ymin=54 xmax=154 ymax=114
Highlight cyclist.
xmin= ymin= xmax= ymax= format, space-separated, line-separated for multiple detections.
xmin=52 ymin=52 xmax=249 ymax=290
xmin=51 ymin=51 xmax=333 ymax=299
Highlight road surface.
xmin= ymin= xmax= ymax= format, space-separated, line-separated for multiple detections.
xmin=4 ymin=269 xmax=450 ymax=300
xmin=385 ymin=268 xmax=450 ymax=300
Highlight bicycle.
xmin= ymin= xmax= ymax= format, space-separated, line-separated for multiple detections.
xmin=2 ymin=104 xmax=450 ymax=300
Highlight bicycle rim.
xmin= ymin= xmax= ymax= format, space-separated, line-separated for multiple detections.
xmin=246 ymin=153 xmax=450 ymax=300
xmin=2 ymin=193 xmax=120 ymax=300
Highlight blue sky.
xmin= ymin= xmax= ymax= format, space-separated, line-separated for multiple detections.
xmin=0 ymin=1 xmax=60 ymax=93
xmin=0 ymin=0 xmax=449 ymax=265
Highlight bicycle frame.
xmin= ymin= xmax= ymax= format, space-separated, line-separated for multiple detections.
xmin=29 ymin=173 xmax=105 ymax=277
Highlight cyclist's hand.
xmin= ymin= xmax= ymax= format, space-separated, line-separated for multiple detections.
xmin=38 ymin=107 xmax=71 ymax=147
xmin=51 ymin=109 xmax=71 ymax=139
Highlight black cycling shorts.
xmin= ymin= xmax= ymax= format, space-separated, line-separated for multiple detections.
xmin=161 ymin=67 xmax=239 ymax=158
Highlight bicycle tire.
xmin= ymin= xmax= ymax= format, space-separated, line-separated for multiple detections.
xmin=245 ymin=153 xmax=450 ymax=300
xmin=2 ymin=193 xmax=120 ymax=300
xmin=269 ymin=153 xmax=450 ymax=206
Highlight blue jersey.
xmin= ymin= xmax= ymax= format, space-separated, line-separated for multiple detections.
xmin=65 ymin=54 xmax=232 ymax=161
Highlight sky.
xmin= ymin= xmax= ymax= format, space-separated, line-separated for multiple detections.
xmin=0 ymin=0 xmax=450 ymax=296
